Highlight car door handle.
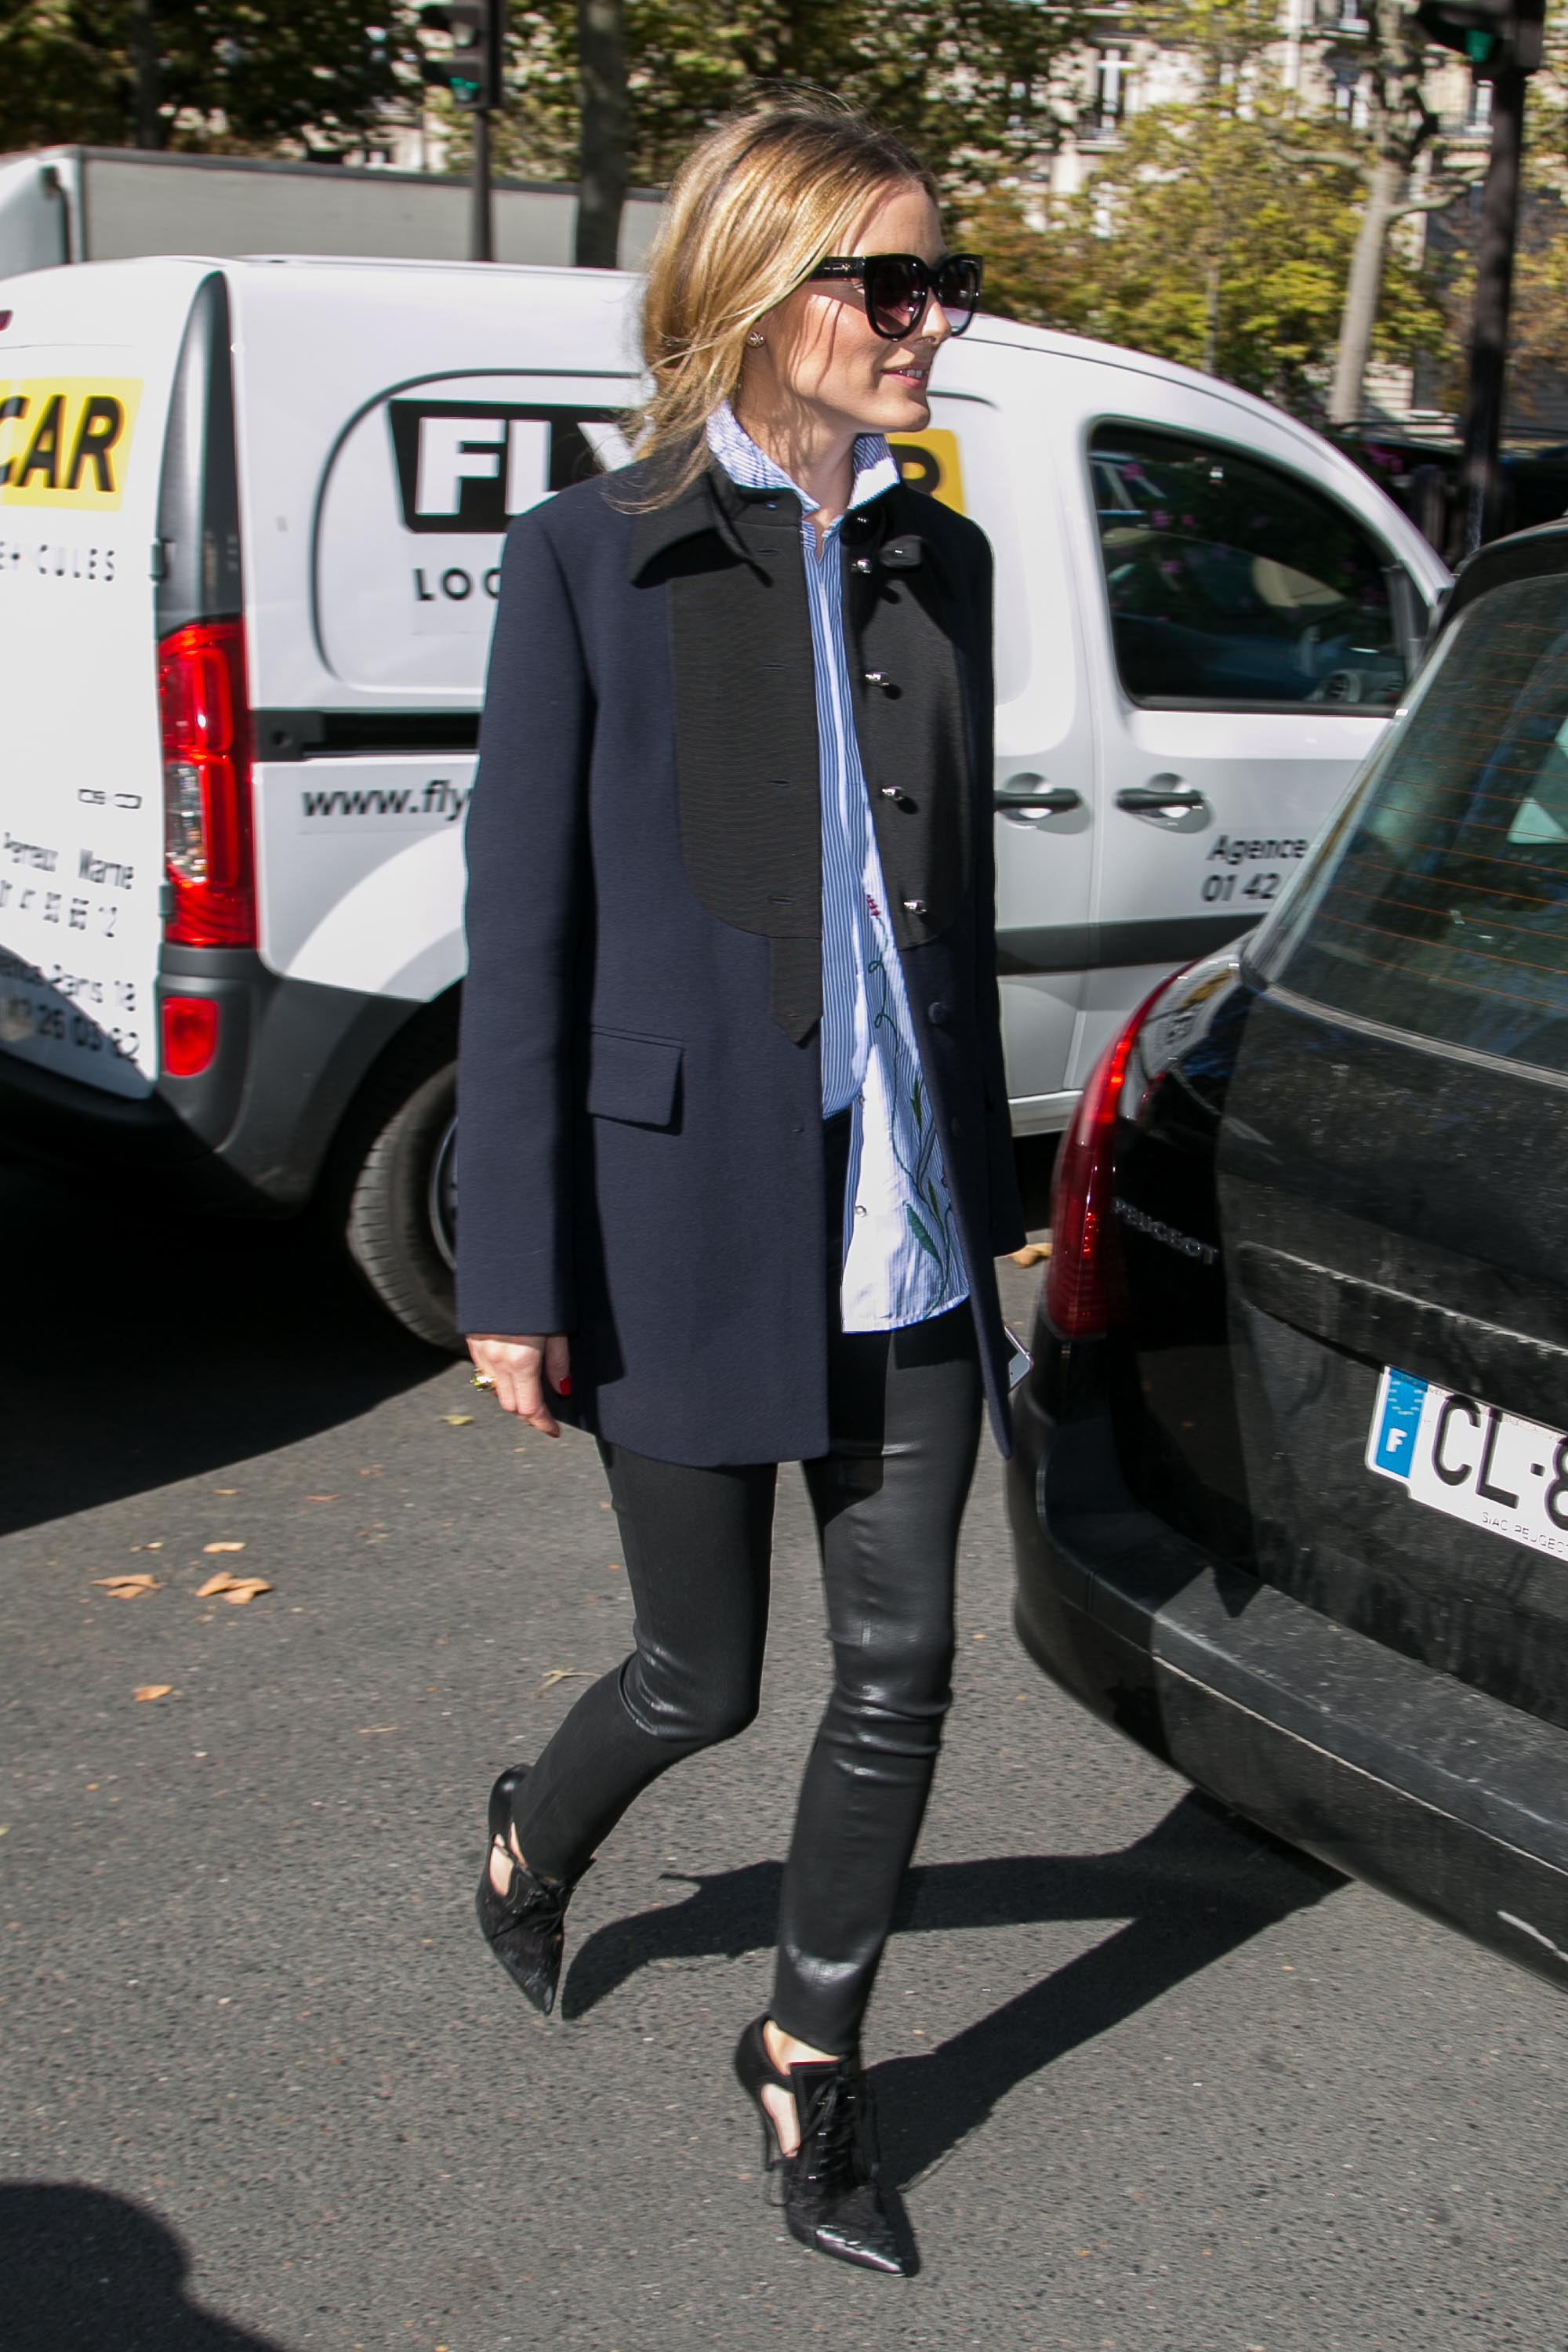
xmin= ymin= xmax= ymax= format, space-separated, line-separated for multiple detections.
xmin=1116 ymin=779 xmax=1208 ymax=815
xmin=994 ymin=778 xmax=1083 ymax=815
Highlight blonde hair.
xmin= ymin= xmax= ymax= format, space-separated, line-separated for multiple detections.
xmin=627 ymin=96 xmax=938 ymax=505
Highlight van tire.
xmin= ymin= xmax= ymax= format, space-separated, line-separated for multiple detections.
xmin=342 ymin=1058 xmax=460 ymax=1351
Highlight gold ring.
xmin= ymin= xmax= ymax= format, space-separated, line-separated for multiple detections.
xmin=470 ymin=1371 xmax=496 ymax=1392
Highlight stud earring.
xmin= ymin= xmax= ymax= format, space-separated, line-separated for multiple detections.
xmin=746 ymin=331 xmax=765 ymax=347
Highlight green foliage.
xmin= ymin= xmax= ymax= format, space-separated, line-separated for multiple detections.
xmin=0 ymin=0 xmax=418 ymax=157
xmin=971 ymin=101 xmax=1446 ymax=419
xmin=476 ymin=0 xmax=1091 ymax=203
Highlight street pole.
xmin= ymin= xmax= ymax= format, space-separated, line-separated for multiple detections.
xmin=470 ymin=101 xmax=493 ymax=263
xmin=1457 ymin=64 xmax=1526 ymax=555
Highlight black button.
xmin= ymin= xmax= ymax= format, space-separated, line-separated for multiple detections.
xmin=928 ymin=1000 xmax=950 ymax=1025
xmin=902 ymin=897 xmax=926 ymax=915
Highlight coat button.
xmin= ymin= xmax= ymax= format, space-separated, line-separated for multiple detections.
xmin=903 ymin=898 xmax=926 ymax=914
xmin=928 ymin=1000 xmax=950 ymax=1025
xmin=863 ymin=670 xmax=890 ymax=687
xmin=852 ymin=557 xmax=873 ymax=574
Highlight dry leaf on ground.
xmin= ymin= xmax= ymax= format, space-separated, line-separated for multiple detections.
xmin=196 ymin=1570 xmax=273 ymax=1604
xmin=133 ymin=1685 xmax=172 ymax=1702
xmin=535 ymin=1668 xmax=590 ymax=1698
xmin=202 ymin=1541 xmax=246 ymax=1555
xmin=93 ymin=1574 xmax=161 ymax=1598
xmin=441 ymin=1413 xmax=474 ymax=1427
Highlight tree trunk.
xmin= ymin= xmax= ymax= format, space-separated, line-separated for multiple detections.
xmin=575 ymin=0 xmax=627 ymax=270
xmin=1329 ymin=151 xmax=1403 ymax=426
xmin=1201 ymin=249 xmax=1221 ymax=376
xmin=129 ymin=0 xmax=161 ymax=150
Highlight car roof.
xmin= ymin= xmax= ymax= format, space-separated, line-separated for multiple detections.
xmin=1445 ymin=517 xmax=1568 ymax=628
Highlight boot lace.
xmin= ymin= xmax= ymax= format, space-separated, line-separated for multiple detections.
xmin=799 ymin=2070 xmax=874 ymax=2194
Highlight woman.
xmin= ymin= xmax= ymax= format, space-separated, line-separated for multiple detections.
xmin=457 ymin=96 xmax=1024 ymax=2277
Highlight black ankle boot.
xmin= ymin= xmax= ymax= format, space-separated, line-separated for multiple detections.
xmin=733 ymin=2019 xmax=909 ymax=2276
xmin=474 ymin=1766 xmax=586 ymax=2016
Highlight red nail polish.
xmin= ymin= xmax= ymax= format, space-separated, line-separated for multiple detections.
xmin=557 ymin=1374 xmax=573 ymax=1397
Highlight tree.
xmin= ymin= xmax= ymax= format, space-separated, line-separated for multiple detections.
xmin=971 ymin=99 xmax=1443 ymax=419
xmin=575 ymin=0 xmax=627 ymax=265
xmin=0 ymin=0 xmax=420 ymax=158
xmin=1315 ymin=0 xmax=1483 ymax=424
xmin=477 ymin=0 xmax=1091 ymax=205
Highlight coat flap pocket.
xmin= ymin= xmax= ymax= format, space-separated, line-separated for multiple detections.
xmin=586 ymin=1029 xmax=683 ymax=1129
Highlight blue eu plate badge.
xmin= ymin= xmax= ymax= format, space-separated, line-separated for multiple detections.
xmin=1366 ymin=1363 xmax=1568 ymax=1560
xmin=1367 ymin=1367 xmax=1429 ymax=1482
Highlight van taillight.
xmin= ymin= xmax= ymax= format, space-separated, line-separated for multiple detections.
xmin=1045 ymin=978 xmax=1179 ymax=1340
xmin=159 ymin=619 xmax=256 ymax=947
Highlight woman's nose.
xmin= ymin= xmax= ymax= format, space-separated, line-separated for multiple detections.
xmin=920 ymin=295 xmax=953 ymax=345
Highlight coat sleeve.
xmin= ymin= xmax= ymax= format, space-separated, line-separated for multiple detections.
xmin=965 ymin=529 xmax=1027 ymax=1258
xmin=454 ymin=511 xmax=592 ymax=1336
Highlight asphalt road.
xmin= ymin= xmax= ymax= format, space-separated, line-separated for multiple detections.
xmin=4 ymin=1149 xmax=1567 ymax=2352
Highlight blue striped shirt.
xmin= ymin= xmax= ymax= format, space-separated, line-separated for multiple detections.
xmin=706 ymin=401 xmax=969 ymax=1332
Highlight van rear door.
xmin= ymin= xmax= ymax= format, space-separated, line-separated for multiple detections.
xmin=0 ymin=260 xmax=200 ymax=1097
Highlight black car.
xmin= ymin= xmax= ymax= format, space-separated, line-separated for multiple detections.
xmin=1009 ymin=521 xmax=1568 ymax=1991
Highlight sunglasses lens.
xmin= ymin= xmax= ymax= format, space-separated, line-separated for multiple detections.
xmin=937 ymin=258 xmax=982 ymax=332
xmin=867 ymin=257 xmax=923 ymax=337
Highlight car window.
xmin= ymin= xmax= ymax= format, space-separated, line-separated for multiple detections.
xmin=1089 ymin=422 xmax=1407 ymax=710
xmin=1253 ymin=572 xmax=1568 ymax=1078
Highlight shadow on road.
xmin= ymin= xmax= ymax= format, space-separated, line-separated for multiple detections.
xmin=563 ymin=1792 xmax=1341 ymax=2188
xmin=0 ymin=2184 xmax=294 ymax=2352
xmin=0 ymin=1158 xmax=443 ymax=1537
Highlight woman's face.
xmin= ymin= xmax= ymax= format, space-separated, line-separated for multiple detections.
xmin=750 ymin=181 xmax=953 ymax=440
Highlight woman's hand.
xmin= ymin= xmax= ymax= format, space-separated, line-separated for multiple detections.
xmin=467 ymin=1334 xmax=572 ymax=1438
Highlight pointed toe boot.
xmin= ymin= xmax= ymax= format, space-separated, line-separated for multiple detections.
xmin=733 ymin=2019 xmax=910 ymax=2277
xmin=474 ymin=1766 xmax=585 ymax=2016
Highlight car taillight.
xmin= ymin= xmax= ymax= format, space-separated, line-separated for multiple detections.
xmin=159 ymin=619 xmax=256 ymax=947
xmin=161 ymin=995 xmax=220 ymax=1078
xmin=1045 ymin=977 xmax=1182 ymax=1340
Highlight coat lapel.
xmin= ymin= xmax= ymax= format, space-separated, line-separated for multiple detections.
xmin=631 ymin=465 xmax=822 ymax=1042
xmin=626 ymin=465 xmax=975 ymax=1041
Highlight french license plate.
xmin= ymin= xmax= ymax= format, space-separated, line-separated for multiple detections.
xmin=1367 ymin=1367 xmax=1568 ymax=1563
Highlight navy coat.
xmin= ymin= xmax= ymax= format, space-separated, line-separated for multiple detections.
xmin=455 ymin=456 xmax=1025 ymax=1465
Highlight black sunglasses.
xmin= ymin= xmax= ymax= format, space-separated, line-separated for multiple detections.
xmin=806 ymin=252 xmax=983 ymax=339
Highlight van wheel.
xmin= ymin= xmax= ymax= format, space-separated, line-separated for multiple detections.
xmin=343 ymin=1059 xmax=461 ymax=1351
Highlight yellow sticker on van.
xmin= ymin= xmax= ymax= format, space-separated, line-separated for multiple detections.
xmin=887 ymin=430 xmax=965 ymax=514
xmin=0 ymin=379 xmax=142 ymax=510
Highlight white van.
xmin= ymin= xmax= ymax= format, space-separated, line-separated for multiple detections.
xmin=0 ymin=254 xmax=1448 ymax=1346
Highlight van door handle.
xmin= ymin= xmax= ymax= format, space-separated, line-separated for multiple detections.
xmin=1116 ymin=778 xmax=1208 ymax=815
xmin=994 ymin=777 xmax=1083 ymax=815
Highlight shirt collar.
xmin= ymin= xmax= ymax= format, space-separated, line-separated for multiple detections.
xmin=706 ymin=398 xmax=900 ymax=519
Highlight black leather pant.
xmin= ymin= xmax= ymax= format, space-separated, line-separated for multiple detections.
xmin=510 ymin=1129 xmax=983 ymax=2053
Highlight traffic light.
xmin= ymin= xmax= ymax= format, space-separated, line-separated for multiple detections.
xmin=1414 ymin=0 xmax=1544 ymax=75
xmin=419 ymin=0 xmax=505 ymax=110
